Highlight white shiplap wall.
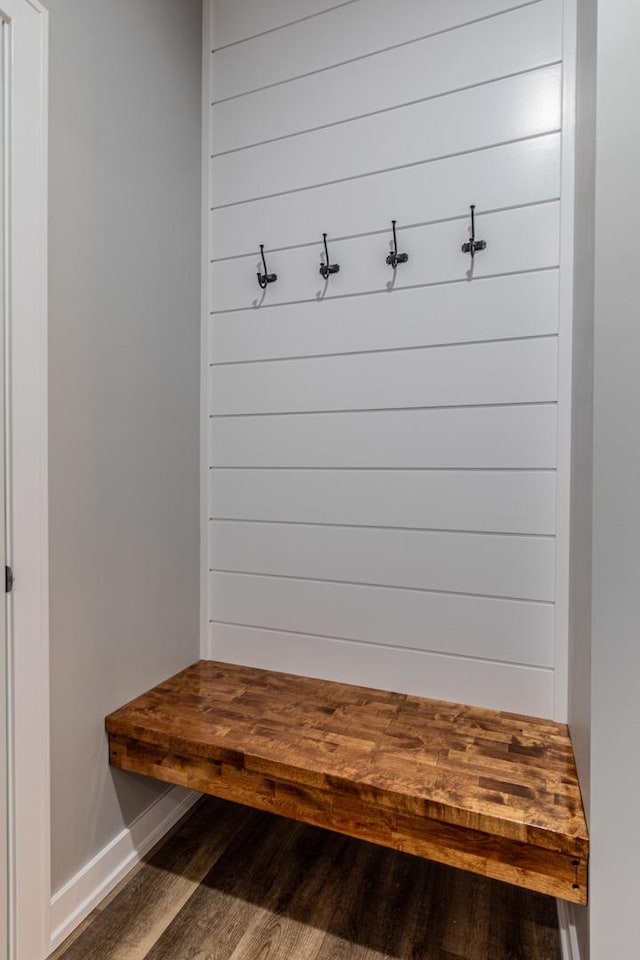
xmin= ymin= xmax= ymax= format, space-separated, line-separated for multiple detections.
xmin=205 ymin=0 xmax=569 ymax=717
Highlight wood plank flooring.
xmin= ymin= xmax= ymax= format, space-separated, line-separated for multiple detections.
xmin=106 ymin=660 xmax=588 ymax=903
xmin=50 ymin=796 xmax=562 ymax=960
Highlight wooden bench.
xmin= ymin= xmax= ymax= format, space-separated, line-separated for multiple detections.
xmin=105 ymin=660 xmax=588 ymax=904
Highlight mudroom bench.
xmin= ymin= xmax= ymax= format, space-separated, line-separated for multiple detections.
xmin=105 ymin=660 xmax=588 ymax=905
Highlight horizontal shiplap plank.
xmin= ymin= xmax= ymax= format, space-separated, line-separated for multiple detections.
xmin=209 ymin=521 xmax=556 ymax=601
xmin=211 ymin=135 xmax=561 ymax=260
xmin=209 ymin=271 xmax=559 ymax=364
xmin=213 ymin=0 xmax=547 ymax=101
xmin=209 ymin=337 xmax=557 ymax=415
xmin=209 ymin=573 xmax=555 ymax=666
xmin=209 ymin=405 xmax=558 ymax=468
xmin=207 ymin=624 xmax=554 ymax=717
xmin=209 ymin=469 xmax=557 ymax=535
xmin=213 ymin=0 xmax=347 ymax=49
xmin=211 ymin=65 xmax=561 ymax=205
xmin=210 ymin=204 xmax=560 ymax=313
xmin=213 ymin=0 xmax=560 ymax=154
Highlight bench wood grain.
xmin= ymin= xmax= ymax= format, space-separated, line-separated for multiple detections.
xmin=105 ymin=660 xmax=588 ymax=904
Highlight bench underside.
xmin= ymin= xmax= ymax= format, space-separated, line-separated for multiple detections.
xmin=106 ymin=660 xmax=588 ymax=904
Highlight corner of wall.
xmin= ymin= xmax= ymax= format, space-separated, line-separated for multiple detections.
xmin=49 ymin=787 xmax=200 ymax=955
xmin=557 ymin=901 xmax=586 ymax=960
xmin=200 ymin=0 xmax=214 ymax=659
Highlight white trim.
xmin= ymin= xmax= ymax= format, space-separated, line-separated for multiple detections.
xmin=0 ymin=1 xmax=49 ymax=957
xmin=553 ymin=0 xmax=578 ymax=722
xmin=557 ymin=900 xmax=583 ymax=960
xmin=200 ymin=0 xmax=214 ymax=655
xmin=49 ymin=787 xmax=200 ymax=955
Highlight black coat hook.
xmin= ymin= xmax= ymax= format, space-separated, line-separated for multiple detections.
xmin=461 ymin=205 xmax=487 ymax=259
xmin=257 ymin=244 xmax=277 ymax=289
xmin=319 ymin=233 xmax=340 ymax=280
xmin=386 ymin=220 xmax=409 ymax=269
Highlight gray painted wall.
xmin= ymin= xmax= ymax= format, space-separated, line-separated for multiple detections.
xmin=568 ymin=1 xmax=640 ymax=956
xmin=47 ymin=0 xmax=203 ymax=892
xmin=590 ymin=1 xmax=640 ymax=955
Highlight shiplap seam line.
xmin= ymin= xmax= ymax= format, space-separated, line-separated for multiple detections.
xmin=209 ymin=266 xmax=559 ymax=315
xmin=212 ymin=0 xmax=363 ymax=53
xmin=208 ymin=518 xmax=556 ymax=539
xmin=209 ymin=335 xmax=558 ymax=369
xmin=209 ymin=466 xmax=558 ymax=473
xmin=207 ymin=619 xmax=554 ymax=671
xmin=210 ymin=60 xmax=561 ymax=157
xmin=209 ymin=401 xmax=558 ymax=420
xmin=210 ymin=198 xmax=561 ymax=263
xmin=211 ymin=0 xmax=545 ymax=103
xmin=210 ymin=131 xmax=562 ymax=210
xmin=207 ymin=569 xmax=556 ymax=606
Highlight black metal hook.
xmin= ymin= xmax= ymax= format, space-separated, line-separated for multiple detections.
xmin=461 ymin=205 xmax=487 ymax=259
xmin=319 ymin=233 xmax=340 ymax=280
xmin=386 ymin=220 xmax=409 ymax=269
xmin=257 ymin=244 xmax=277 ymax=289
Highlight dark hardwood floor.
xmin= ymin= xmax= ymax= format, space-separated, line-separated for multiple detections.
xmin=50 ymin=796 xmax=562 ymax=960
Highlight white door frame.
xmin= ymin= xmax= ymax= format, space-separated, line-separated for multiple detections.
xmin=1 ymin=2 xmax=49 ymax=959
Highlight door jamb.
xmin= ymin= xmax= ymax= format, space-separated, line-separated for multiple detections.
xmin=1 ymin=1 xmax=49 ymax=958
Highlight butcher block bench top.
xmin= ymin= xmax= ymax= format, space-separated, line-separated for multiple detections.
xmin=106 ymin=659 xmax=588 ymax=904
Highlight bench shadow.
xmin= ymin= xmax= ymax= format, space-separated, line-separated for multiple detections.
xmin=54 ymin=795 xmax=562 ymax=960
xmin=163 ymin=798 xmax=561 ymax=960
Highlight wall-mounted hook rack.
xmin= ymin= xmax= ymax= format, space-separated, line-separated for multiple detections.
xmin=461 ymin=205 xmax=486 ymax=259
xmin=319 ymin=233 xmax=340 ymax=280
xmin=257 ymin=244 xmax=277 ymax=289
xmin=386 ymin=220 xmax=409 ymax=269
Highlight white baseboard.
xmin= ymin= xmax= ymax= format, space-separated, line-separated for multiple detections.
xmin=49 ymin=786 xmax=200 ymax=954
xmin=557 ymin=900 xmax=584 ymax=960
